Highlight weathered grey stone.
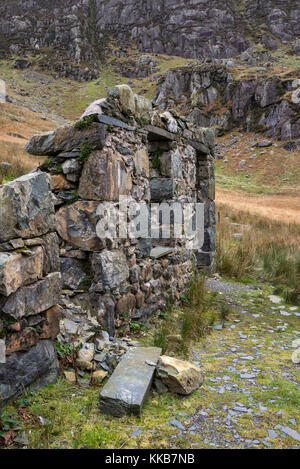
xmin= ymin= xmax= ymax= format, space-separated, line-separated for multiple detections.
xmin=41 ymin=232 xmax=60 ymax=275
xmin=25 ymin=131 xmax=56 ymax=156
xmin=0 ymin=238 xmax=24 ymax=252
xmin=78 ymin=342 xmax=95 ymax=362
xmin=56 ymin=201 xmax=103 ymax=251
xmin=0 ymin=339 xmax=6 ymax=364
xmin=60 ymin=258 xmax=87 ymax=290
xmin=108 ymin=84 xmax=136 ymax=115
xmin=0 ymin=340 xmax=59 ymax=408
xmin=150 ymin=178 xmax=174 ymax=201
xmin=0 ymin=172 xmax=56 ymax=242
xmin=280 ymin=426 xmax=300 ymax=442
xmin=144 ymin=125 xmax=177 ymax=142
xmin=134 ymin=94 xmax=152 ymax=122
xmin=188 ymin=140 xmax=211 ymax=155
xmin=159 ymin=150 xmax=182 ymax=178
xmin=96 ymin=114 xmax=135 ymax=131
xmin=61 ymin=158 xmax=81 ymax=175
xmin=26 ymin=123 xmax=106 ymax=156
xmin=150 ymin=247 xmax=174 ymax=259
xmin=0 ymin=246 xmax=44 ymax=296
xmin=134 ymin=149 xmax=150 ymax=177
xmin=0 ymin=272 xmax=61 ymax=319
xmin=99 ymin=347 xmax=161 ymax=417
xmin=156 ymin=355 xmax=204 ymax=395
xmin=78 ymin=150 xmax=132 ymax=201
xmin=92 ymin=250 xmax=129 ymax=289
xmin=81 ymin=98 xmax=106 ymax=119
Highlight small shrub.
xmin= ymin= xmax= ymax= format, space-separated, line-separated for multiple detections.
xmin=74 ymin=116 xmax=94 ymax=130
xmin=78 ymin=144 xmax=93 ymax=163
xmin=0 ymin=409 xmax=20 ymax=437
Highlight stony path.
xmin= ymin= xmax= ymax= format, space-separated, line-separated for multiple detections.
xmin=181 ymin=280 xmax=300 ymax=449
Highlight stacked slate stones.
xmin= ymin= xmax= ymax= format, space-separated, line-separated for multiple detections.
xmin=0 ymin=172 xmax=62 ymax=407
xmin=25 ymin=84 xmax=216 ymax=339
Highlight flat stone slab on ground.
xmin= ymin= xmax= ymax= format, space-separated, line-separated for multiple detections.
xmin=99 ymin=347 xmax=161 ymax=417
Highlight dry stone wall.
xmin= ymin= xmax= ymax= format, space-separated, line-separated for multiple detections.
xmin=0 ymin=172 xmax=61 ymax=408
xmin=27 ymin=85 xmax=216 ymax=338
xmin=0 ymin=85 xmax=215 ymax=405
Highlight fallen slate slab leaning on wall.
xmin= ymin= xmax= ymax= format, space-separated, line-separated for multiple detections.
xmin=99 ymin=346 xmax=161 ymax=417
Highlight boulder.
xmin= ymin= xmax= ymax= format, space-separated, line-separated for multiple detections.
xmin=150 ymin=178 xmax=175 ymax=201
xmin=41 ymin=232 xmax=60 ymax=275
xmin=0 ymin=246 xmax=44 ymax=296
xmin=134 ymin=149 xmax=150 ymax=177
xmin=92 ymin=370 xmax=108 ymax=386
xmin=26 ymin=123 xmax=106 ymax=156
xmin=78 ymin=150 xmax=132 ymax=201
xmin=92 ymin=250 xmax=129 ymax=289
xmin=64 ymin=371 xmax=76 ymax=384
xmin=108 ymin=84 xmax=136 ymax=115
xmin=134 ymin=94 xmax=152 ymax=122
xmin=0 ymin=340 xmax=59 ymax=408
xmin=56 ymin=201 xmax=104 ymax=251
xmin=0 ymin=172 xmax=56 ymax=242
xmin=40 ymin=305 xmax=62 ymax=340
xmin=78 ymin=343 xmax=95 ymax=362
xmin=156 ymin=355 xmax=204 ymax=395
xmin=0 ymin=272 xmax=62 ymax=319
xmin=80 ymin=98 xmax=106 ymax=119
xmin=60 ymin=258 xmax=87 ymax=290
xmin=5 ymin=327 xmax=39 ymax=355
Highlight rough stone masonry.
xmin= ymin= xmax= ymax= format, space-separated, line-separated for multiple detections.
xmin=0 ymin=84 xmax=216 ymax=405
xmin=0 ymin=172 xmax=62 ymax=407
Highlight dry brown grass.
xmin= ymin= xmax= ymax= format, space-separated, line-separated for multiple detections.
xmin=0 ymin=102 xmax=54 ymax=183
xmin=216 ymin=189 xmax=300 ymax=226
xmin=216 ymin=203 xmax=300 ymax=304
xmin=0 ymin=142 xmax=44 ymax=183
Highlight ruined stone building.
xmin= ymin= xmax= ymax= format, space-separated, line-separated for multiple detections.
xmin=0 ymin=85 xmax=216 ymax=406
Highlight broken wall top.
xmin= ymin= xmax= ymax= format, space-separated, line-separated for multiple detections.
xmin=25 ymin=84 xmax=215 ymax=158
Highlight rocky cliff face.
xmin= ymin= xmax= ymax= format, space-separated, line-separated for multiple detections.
xmin=0 ymin=0 xmax=299 ymax=79
xmin=155 ymin=63 xmax=300 ymax=142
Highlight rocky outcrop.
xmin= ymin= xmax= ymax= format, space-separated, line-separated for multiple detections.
xmin=0 ymin=1 xmax=299 ymax=79
xmin=0 ymin=172 xmax=61 ymax=408
xmin=155 ymin=63 xmax=300 ymax=141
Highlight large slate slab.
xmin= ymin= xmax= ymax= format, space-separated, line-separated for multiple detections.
xmin=187 ymin=139 xmax=210 ymax=155
xmin=150 ymin=247 xmax=174 ymax=259
xmin=144 ymin=125 xmax=177 ymax=141
xmin=99 ymin=346 xmax=161 ymax=417
xmin=97 ymin=114 xmax=135 ymax=131
xmin=26 ymin=123 xmax=106 ymax=156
